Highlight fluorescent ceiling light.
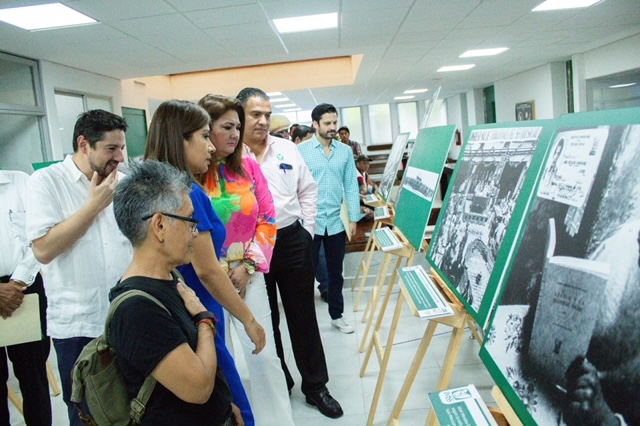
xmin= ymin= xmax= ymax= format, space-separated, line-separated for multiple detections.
xmin=266 ymin=92 xmax=282 ymax=97
xmin=437 ymin=64 xmax=476 ymax=72
xmin=460 ymin=48 xmax=509 ymax=58
xmin=532 ymin=0 xmax=601 ymax=11
xmin=0 ymin=2 xmax=96 ymax=31
xmin=609 ymin=82 xmax=637 ymax=88
xmin=283 ymin=108 xmax=302 ymax=112
xmin=394 ymin=95 xmax=415 ymax=100
xmin=404 ymin=89 xmax=428 ymax=94
xmin=273 ymin=12 xmax=338 ymax=34
xmin=276 ymin=103 xmax=297 ymax=108
xmin=270 ymin=97 xmax=290 ymax=103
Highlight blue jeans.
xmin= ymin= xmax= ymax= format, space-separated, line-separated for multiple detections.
xmin=315 ymin=245 xmax=329 ymax=294
xmin=312 ymin=231 xmax=347 ymax=320
xmin=53 ymin=336 xmax=93 ymax=426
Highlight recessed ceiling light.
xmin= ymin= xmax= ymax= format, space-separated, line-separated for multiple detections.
xmin=394 ymin=95 xmax=415 ymax=100
xmin=276 ymin=103 xmax=297 ymax=108
xmin=609 ymin=82 xmax=637 ymax=88
xmin=0 ymin=2 xmax=96 ymax=31
xmin=437 ymin=64 xmax=476 ymax=72
xmin=283 ymin=108 xmax=302 ymax=112
xmin=273 ymin=13 xmax=338 ymax=34
xmin=532 ymin=0 xmax=601 ymax=12
xmin=460 ymin=48 xmax=509 ymax=58
xmin=266 ymin=92 xmax=282 ymax=97
xmin=270 ymin=97 xmax=290 ymax=103
xmin=404 ymin=89 xmax=428 ymax=94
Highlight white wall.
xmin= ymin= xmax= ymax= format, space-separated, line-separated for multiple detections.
xmin=40 ymin=61 xmax=122 ymax=159
xmin=494 ymin=62 xmax=567 ymax=123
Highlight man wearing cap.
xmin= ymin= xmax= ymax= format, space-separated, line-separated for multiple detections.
xmin=338 ymin=126 xmax=362 ymax=159
xmin=237 ymin=87 xmax=344 ymax=419
xmin=270 ymin=114 xmax=292 ymax=140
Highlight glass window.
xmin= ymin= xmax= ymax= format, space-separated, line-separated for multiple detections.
xmin=340 ymin=107 xmax=364 ymax=145
xmin=397 ymin=102 xmax=418 ymax=139
xmin=86 ymin=96 xmax=112 ymax=112
xmin=0 ymin=114 xmax=45 ymax=173
xmin=0 ymin=52 xmax=38 ymax=109
xmin=55 ymin=92 xmax=85 ymax=156
xmin=295 ymin=110 xmax=313 ymax=125
xmin=587 ymin=68 xmax=640 ymax=111
xmin=368 ymin=104 xmax=392 ymax=145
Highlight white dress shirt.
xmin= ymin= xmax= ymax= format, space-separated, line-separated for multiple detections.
xmin=25 ymin=155 xmax=132 ymax=339
xmin=244 ymin=135 xmax=318 ymax=236
xmin=0 ymin=170 xmax=40 ymax=285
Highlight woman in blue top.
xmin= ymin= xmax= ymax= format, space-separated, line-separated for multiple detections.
xmin=144 ymin=100 xmax=266 ymax=426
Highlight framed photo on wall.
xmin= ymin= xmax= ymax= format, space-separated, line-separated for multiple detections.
xmin=515 ymin=101 xmax=535 ymax=121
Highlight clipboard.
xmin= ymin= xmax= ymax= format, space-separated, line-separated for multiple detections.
xmin=0 ymin=294 xmax=42 ymax=346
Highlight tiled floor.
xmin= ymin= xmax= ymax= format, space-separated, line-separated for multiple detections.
xmin=7 ymin=251 xmax=496 ymax=425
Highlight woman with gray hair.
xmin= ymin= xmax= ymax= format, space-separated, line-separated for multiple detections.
xmin=109 ymin=160 xmax=235 ymax=424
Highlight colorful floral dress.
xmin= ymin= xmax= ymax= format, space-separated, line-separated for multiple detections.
xmin=204 ymin=156 xmax=276 ymax=273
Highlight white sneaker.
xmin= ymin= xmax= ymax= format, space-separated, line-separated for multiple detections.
xmin=331 ymin=317 xmax=354 ymax=334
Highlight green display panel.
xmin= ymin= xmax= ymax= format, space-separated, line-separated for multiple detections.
xmin=32 ymin=160 xmax=62 ymax=171
xmin=426 ymin=120 xmax=555 ymax=327
xmin=480 ymin=107 xmax=640 ymax=426
xmin=394 ymin=125 xmax=455 ymax=251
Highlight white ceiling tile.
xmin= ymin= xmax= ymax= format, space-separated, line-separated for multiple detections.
xmin=184 ymin=4 xmax=265 ymax=29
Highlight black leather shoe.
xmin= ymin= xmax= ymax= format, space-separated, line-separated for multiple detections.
xmin=305 ymin=390 xmax=343 ymax=418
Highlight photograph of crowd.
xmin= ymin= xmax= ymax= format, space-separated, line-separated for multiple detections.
xmin=428 ymin=126 xmax=543 ymax=313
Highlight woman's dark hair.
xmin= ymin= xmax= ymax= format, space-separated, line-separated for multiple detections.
xmin=198 ymin=94 xmax=246 ymax=178
xmin=144 ymin=100 xmax=210 ymax=184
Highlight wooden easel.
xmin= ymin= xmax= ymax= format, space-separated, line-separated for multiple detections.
xmin=361 ymin=264 xmax=482 ymax=426
xmin=351 ymin=204 xmax=396 ymax=312
xmin=358 ymin=226 xmax=415 ymax=354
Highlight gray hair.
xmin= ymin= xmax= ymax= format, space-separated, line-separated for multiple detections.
xmin=236 ymin=87 xmax=269 ymax=106
xmin=114 ymin=160 xmax=192 ymax=246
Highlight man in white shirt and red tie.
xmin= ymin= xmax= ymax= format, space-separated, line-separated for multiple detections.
xmin=0 ymin=168 xmax=51 ymax=426
xmin=237 ymin=87 xmax=344 ymax=419
xmin=26 ymin=110 xmax=133 ymax=426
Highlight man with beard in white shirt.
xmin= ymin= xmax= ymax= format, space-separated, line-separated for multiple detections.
xmin=26 ymin=110 xmax=133 ymax=426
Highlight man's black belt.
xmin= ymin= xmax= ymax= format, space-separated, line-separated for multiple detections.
xmin=0 ymin=275 xmax=11 ymax=283
xmin=277 ymin=220 xmax=301 ymax=238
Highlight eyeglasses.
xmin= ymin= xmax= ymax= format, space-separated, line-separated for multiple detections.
xmin=141 ymin=212 xmax=199 ymax=233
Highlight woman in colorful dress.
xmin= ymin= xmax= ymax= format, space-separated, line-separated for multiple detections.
xmin=198 ymin=94 xmax=294 ymax=425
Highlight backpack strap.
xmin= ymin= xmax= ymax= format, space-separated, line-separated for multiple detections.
xmin=106 ymin=289 xmax=170 ymax=424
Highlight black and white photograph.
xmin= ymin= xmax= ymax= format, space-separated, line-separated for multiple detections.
xmin=482 ymin=123 xmax=640 ymax=426
xmin=377 ymin=133 xmax=410 ymax=202
xmin=402 ymin=166 xmax=438 ymax=202
xmin=429 ymin=126 xmax=543 ymax=313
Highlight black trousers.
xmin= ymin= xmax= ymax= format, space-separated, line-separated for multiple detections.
xmin=265 ymin=221 xmax=329 ymax=396
xmin=0 ymin=274 xmax=52 ymax=426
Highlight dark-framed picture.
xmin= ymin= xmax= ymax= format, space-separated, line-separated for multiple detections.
xmin=515 ymin=101 xmax=535 ymax=121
